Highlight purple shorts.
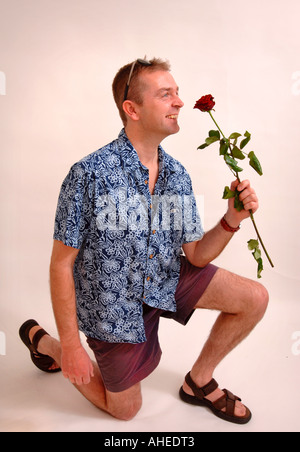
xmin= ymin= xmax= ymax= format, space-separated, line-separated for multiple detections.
xmin=86 ymin=257 xmax=218 ymax=392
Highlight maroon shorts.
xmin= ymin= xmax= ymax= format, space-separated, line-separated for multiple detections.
xmin=86 ymin=257 xmax=218 ymax=392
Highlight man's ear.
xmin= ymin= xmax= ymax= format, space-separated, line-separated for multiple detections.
xmin=122 ymin=100 xmax=140 ymax=122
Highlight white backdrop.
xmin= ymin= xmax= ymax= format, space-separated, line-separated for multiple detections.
xmin=1 ymin=0 xmax=299 ymax=432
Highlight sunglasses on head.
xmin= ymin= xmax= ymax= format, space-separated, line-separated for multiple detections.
xmin=123 ymin=58 xmax=152 ymax=102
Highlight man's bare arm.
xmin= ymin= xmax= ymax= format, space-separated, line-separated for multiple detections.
xmin=50 ymin=240 xmax=81 ymax=348
xmin=50 ymin=239 xmax=94 ymax=385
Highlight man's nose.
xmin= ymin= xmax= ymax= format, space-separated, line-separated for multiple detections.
xmin=174 ymin=95 xmax=184 ymax=108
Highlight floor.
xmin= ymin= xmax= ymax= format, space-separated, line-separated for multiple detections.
xmin=1 ymin=270 xmax=299 ymax=433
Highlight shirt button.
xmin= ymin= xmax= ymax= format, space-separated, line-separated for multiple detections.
xmin=149 ymin=254 xmax=154 ymax=259
xmin=152 ymin=230 xmax=156 ymax=234
xmin=146 ymin=276 xmax=151 ymax=281
xmin=145 ymin=180 xmax=148 ymax=185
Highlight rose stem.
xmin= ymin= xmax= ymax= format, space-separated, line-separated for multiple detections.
xmin=208 ymin=110 xmax=274 ymax=268
xmin=208 ymin=111 xmax=227 ymax=140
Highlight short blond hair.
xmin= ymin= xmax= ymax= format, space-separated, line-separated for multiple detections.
xmin=112 ymin=58 xmax=171 ymax=125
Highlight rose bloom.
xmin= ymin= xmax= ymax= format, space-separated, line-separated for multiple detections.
xmin=194 ymin=94 xmax=215 ymax=112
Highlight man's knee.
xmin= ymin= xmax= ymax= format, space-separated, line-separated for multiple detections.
xmin=258 ymin=283 xmax=269 ymax=316
xmin=110 ymin=397 xmax=142 ymax=421
xmin=249 ymin=282 xmax=269 ymax=320
xmin=105 ymin=385 xmax=143 ymax=421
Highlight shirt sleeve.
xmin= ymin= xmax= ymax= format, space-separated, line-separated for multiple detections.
xmin=53 ymin=163 xmax=93 ymax=249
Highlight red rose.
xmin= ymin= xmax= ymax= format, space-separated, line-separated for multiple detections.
xmin=194 ymin=94 xmax=215 ymax=112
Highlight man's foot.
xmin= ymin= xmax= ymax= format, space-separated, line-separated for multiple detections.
xmin=29 ymin=325 xmax=60 ymax=371
xmin=180 ymin=372 xmax=251 ymax=424
xmin=19 ymin=319 xmax=61 ymax=373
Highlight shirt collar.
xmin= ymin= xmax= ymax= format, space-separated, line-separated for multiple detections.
xmin=117 ymin=128 xmax=177 ymax=175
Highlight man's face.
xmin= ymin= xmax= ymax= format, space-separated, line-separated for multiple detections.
xmin=135 ymin=70 xmax=184 ymax=141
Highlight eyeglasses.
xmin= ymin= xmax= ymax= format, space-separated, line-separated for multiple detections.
xmin=123 ymin=58 xmax=152 ymax=102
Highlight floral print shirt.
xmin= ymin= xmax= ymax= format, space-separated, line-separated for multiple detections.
xmin=54 ymin=129 xmax=204 ymax=343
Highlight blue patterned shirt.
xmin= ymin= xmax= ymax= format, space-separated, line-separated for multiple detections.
xmin=54 ymin=129 xmax=204 ymax=343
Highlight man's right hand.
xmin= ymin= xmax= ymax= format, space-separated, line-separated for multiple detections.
xmin=61 ymin=345 xmax=94 ymax=386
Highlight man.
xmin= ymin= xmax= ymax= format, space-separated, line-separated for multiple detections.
xmin=20 ymin=58 xmax=268 ymax=424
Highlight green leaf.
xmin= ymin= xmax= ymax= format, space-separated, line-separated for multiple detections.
xmin=222 ymin=186 xmax=243 ymax=210
xmin=240 ymin=131 xmax=251 ymax=149
xmin=205 ymin=136 xmax=220 ymax=145
xmin=253 ymin=248 xmax=262 ymax=260
xmin=197 ymin=143 xmax=208 ymax=149
xmin=257 ymin=257 xmax=264 ymax=278
xmin=224 ymin=154 xmax=243 ymax=172
xmin=219 ymin=139 xmax=229 ymax=156
xmin=248 ymin=151 xmax=263 ymax=176
xmin=222 ymin=187 xmax=244 ymax=211
xmin=231 ymin=146 xmax=246 ymax=160
xmin=228 ymin=132 xmax=242 ymax=140
xmin=222 ymin=186 xmax=235 ymax=199
xmin=247 ymin=239 xmax=264 ymax=278
xmin=234 ymin=191 xmax=244 ymax=211
xmin=247 ymin=239 xmax=259 ymax=250
xmin=209 ymin=130 xmax=220 ymax=139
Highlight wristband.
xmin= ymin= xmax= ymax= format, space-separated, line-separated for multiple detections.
xmin=220 ymin=215 xmax=240 ymax=233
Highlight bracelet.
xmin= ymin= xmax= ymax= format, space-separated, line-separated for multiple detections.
xmin=220 ymin=215 xmax=240 ymax=233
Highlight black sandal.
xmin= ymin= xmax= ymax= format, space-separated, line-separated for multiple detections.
xmin=179 ymin=372 xmax=252 ymax=424
xmin=19 ymin=319 xmax=61 ymax=373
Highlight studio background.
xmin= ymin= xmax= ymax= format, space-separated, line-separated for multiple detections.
xmin=1 ymin=0 xmax=299 ymax=432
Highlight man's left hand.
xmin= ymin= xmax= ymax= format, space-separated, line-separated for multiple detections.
xmin=225 ymin=179 xmax=259 ymax=227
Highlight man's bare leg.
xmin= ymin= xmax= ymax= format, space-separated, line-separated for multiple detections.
xmin=28 ymin=326 xmax=142 ymax=421
xmin=182 ymin=268 xmax=269 ymax=416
